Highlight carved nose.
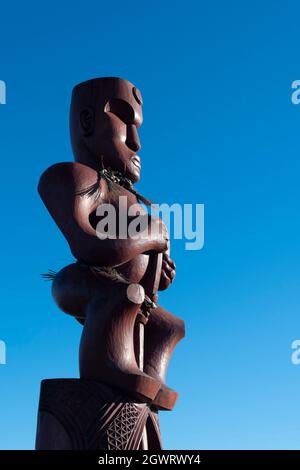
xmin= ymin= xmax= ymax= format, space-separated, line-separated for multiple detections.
xmin=126 ymin=125 xmax=141 ymax=152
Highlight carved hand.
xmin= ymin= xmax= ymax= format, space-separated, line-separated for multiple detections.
xmin=158 ymin=252 xmax=176 ymax=291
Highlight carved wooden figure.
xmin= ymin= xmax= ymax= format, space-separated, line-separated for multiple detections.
xmin=36 ymin=77 xmax=185 ymax=450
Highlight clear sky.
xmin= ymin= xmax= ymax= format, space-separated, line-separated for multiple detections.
xmin=0 ymin=0 xmax=300 ymax=450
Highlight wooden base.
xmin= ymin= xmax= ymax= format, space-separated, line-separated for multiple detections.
xmin=35 ymin=379 xmax=162 ymax=450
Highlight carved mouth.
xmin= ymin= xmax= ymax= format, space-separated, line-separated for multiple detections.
xmin=131 ymin=155 xmax=141 ymax=170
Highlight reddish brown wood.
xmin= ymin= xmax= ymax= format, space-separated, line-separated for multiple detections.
xmin=36 ymin=379 xmax=162 ymax=450
xmin=36 ymin=77 xmax=185 ymax=449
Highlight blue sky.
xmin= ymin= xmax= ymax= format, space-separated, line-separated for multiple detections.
xmin=0 ymin=0 xmax=300 ymax=450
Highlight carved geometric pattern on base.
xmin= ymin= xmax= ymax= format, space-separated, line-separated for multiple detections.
xmin=107 ymin=403 xmax=140 ymax=450
xmin=35 ymin=379 xmax=162 ymax=450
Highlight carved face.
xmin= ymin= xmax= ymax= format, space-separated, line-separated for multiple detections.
xmin=79 ymin=79 xmax=143 ymax=183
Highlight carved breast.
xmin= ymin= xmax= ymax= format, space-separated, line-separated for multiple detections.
xmin=88 ymin=182 xmax=150 ymax=282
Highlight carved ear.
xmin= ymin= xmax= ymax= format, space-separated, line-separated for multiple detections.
xmin=80 ymin=107 xmax=95 ymax=136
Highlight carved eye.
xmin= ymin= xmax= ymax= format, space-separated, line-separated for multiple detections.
xmin=104 ymin=99 xmax=135 ymax=124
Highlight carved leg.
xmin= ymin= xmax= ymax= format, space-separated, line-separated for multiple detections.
xmin=143 ymin=305 xmax=185 ymax=410
xmin=51 ymin=263 xmax=184 ymax=408
xmin=79 ymin=282 xmax=161 ymax=402
xmin=52 ymin=263 xmax=161 ymax=402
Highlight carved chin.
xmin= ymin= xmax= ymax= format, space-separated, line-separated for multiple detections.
xmin=131 ymin=170 xmax=141 ymax=183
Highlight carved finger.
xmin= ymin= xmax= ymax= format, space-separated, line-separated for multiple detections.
xmin=162 ymin=261 xmax=176 ymax=280
xmin=163 ymin=254 xmax=176 ymax=270
xmin=169 ymin=269 xmax=175 ymax=280
xmin=159 ymin=271 xmax=171 ymax=290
